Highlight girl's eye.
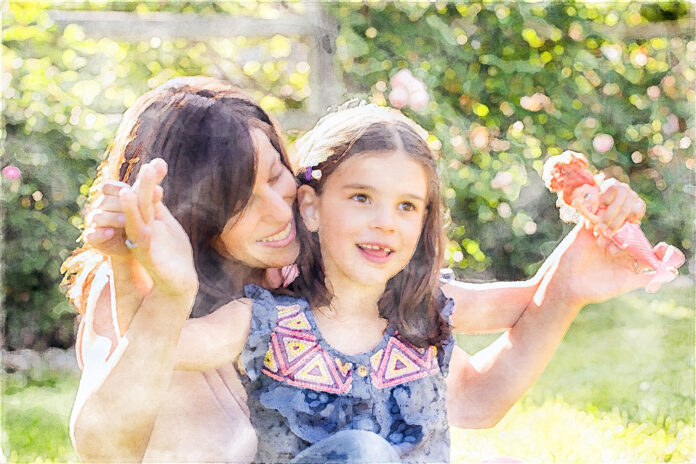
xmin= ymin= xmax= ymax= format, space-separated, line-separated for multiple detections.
xmin=399 ymin=202 xmax=416 ymax=212
xmin=351 ymin=194 xmax=370 ymax=204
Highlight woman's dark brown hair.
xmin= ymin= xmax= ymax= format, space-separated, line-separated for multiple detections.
xmin=290 ymin=105 xmax=450 ymax=348
xmin=63 ymin=76 xmax=290 ymax=318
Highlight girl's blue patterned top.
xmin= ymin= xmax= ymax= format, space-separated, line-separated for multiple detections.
xmin=240 ymin=284 xmax=455 ymax=463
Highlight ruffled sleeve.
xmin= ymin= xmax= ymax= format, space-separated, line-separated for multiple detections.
xmin=240 ymin=284 xmax=278 ymax=382
xmin=437 ymin=296 xmax=456 ymax=377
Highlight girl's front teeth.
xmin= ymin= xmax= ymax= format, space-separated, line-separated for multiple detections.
xmin=260 ymin=222 xmax=292 ymax=242
xmin=358 ymin=244 xmax=393 ymax=254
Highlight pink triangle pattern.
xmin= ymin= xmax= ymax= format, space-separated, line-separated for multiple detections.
xmin=370 ymin=337 xmax=439 ymax=389
xmin=262 ymin=305 xmax=353 ymax=394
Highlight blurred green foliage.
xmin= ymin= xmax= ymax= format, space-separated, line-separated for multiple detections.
xmin=2 ymin=1 xmax=694 ymax=349
xmin=329 ymin=1 xmax=694 ymax=279
xmin=2 ymin=2 xmax=311 ymax=349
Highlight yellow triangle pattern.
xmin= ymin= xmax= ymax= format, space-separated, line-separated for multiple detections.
xmin=370 ymin=349 xmax=384 ymax=371
xmin=264 ymin=347 xmax=278 ymax=373
xmin=283 ymin=337 xmax=314 ymax=364
xmin=278 ymin=312 xmax=311 ymax=331
xmin=276 ymin=304 xmax=301 ymax=318
xmin=383 ymin=348 xmax=421 ymax=381
xmin=294 ymin=353 xmax=334 ymax=386
xmin=335 ymin=358 xmax=352 ymax=377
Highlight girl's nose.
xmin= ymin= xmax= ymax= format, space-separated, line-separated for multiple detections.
xmin=370 ymin=206 xmax=397 ymax=232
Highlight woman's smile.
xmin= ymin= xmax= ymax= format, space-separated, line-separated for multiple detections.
xmin=258 ymin=219 xmax=296 ymax=247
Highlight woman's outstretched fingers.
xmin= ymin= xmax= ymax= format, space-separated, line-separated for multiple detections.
xmin=134 ymin=164 xmax=156 ymax=224
xmin=134 ymin=159 xmax=168 ymax=223
xmin=83 ymin=227 xmax=115 ymax=246
xmin=120 ymin=187 xmax=150 ymax=253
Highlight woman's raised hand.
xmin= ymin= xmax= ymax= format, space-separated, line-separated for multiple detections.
xmin=83 ymin=181 xmax=163 ymax=259
xmin=120 ymin=159 xmax=198 ymax=300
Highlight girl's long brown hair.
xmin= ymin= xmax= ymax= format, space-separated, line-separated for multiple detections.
xmin=62 ymin=76 xmax=290 ymax=318
xmin=290 ymin=107 xmax=450 ymax=348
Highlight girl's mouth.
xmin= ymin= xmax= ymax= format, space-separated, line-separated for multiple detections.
xmin=258 ymin=220 xmax=296 ymax=248
xmin=357 ymin=243 xmax=394 ymax=263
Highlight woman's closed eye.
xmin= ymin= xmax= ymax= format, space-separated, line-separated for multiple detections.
xmin=269 ymin=168 xmax=283 ymax=184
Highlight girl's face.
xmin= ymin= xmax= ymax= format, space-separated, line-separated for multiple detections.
xmin=215 ymin=128 xmax=300 ymax=268
xmin=300 ymin=150 xmax=428 ymax=291
xmin=570 ymin=183 xmax=601 ymax=214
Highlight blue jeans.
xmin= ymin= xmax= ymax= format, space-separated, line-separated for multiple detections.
xmin=291 ymin=430 xmax=402 ymax=464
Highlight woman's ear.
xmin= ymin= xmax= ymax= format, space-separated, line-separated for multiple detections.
xmin=297 ymin=185 xmax=320 ymax=232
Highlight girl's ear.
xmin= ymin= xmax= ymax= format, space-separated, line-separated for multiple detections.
xmin=298 ymin=185 xmax=320 ymax=232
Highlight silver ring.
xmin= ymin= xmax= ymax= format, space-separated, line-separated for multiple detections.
xmin=633 ymin=258 xmax=640 ymax=273
xmin=125 ymin=238 xmax=138 ymax=250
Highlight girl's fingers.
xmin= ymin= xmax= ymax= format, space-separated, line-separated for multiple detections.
xmin=572 ymin=199 xmax=601 ymax=224
xmin=599 ymin=186 xmax=629 ymax=234
xmin=120 ymin=188 xmax=150 ymax=251
xmin=628 ymin=194 xmax=646 ymax=223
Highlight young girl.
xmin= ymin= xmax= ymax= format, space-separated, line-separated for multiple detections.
xmin=121 ymin=104 xmax=662 ymax=463
xmin=177 ymin=104 xmax=454 ymax=462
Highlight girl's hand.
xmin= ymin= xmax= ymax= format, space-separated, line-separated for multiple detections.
xmin=595 ymin=178 xmax=646 ymax=235
xmin=573 ymin=179 xmax=646 ymax=255
xmin=120 ymin=159 xmax=198 ymax=300
xmin=83 ymin=180 xmax=163 ymax=259
xmin=541 ymin=224 xmax=665 ymax=307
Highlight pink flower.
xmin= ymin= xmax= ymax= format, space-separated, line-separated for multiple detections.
xmin=520 ymin=93 xmax=553 ymax=112
xmin=2 ymin=165 xmax=21 ymax=180
xmin=390 ymin=69 xmax=414 ymax=88
xmin=408 ymin=90 xmax=429 ymax=111
xmin=491 ymin=171 xmax=513 ymax=189
xmin=388 ymin=86 xmax=409 ymax=108
xmin=592 ymin=134 xmax=614 ymax=153
xmin=389 ymin=69 xmax=429 ymax=112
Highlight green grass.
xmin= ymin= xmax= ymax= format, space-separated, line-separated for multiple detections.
xmin=3 ymin=286 xmax=694 ymax=463
xmin=455 ymin=285 xmax=695 ymax=462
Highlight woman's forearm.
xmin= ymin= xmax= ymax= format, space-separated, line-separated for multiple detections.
xmin=110 ymin=256 xmax=152 ymax=336
xmin=70 ymin=288 xmax=194 ymax=462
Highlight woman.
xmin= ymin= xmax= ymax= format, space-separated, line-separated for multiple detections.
xmin=66 ymin=77 xmax=650 ymax=462
xmin=65 ymin=76 xmax=301 ymax=462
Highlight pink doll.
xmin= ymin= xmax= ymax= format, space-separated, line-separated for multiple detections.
xmin=543 ymin=150 xmax=685 ymax=293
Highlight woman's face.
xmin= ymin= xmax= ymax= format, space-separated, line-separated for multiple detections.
xmin=214 ymin=128 xmax=300 ymax=269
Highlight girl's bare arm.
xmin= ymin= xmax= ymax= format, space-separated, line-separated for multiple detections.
xmin=446 ymin=225 xmax=661 ymax=428
xmin=443 ymin=179 xmax=646 ymax=335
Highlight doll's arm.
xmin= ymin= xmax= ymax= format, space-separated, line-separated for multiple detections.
xmin=175 ymin=300 xmax=252 ymax=371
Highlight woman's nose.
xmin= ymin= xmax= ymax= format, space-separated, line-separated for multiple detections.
xmin=263 ymin=188 xmax=294 ymax=224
